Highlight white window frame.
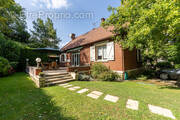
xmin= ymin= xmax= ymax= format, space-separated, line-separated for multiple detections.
xmin=71 ymin=52 xmax=80 ymax=67
xmin=96 ymin=45 xmax=108 ymax=62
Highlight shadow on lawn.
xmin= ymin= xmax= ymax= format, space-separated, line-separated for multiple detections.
xmin=0 ymin=73 xmax=77 ymax=120
xmin=159 ymin=86 xmax=180 ymax=90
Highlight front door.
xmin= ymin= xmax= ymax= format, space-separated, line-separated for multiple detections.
xmin=71 ymin=53 xmax=80 ymax=67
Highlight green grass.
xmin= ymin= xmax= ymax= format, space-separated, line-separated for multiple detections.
xmin=0 ymin=73 xmax=180 ymax=120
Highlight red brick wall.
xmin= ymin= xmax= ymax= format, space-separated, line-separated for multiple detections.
xmin=97 ymin=43 xmax=124 ymax=71
xmin=61 ymin=42 xmax=140 ymax=72
xmin=80 ymin=45 xmax=90 ymax=66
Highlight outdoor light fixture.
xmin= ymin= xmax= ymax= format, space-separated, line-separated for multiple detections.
xmin=36 ymin=58 xmax=41 ymax=68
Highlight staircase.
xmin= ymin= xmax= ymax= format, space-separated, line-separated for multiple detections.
xmin=43 ymin=69 xmax=75 ymax=86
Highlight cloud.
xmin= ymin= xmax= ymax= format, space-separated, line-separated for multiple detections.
xmin=32 ymin=0 xmax=69 ymax=9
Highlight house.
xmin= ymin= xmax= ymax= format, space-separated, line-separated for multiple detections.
xmin=60 ymin=18 xmax=142 ymax=77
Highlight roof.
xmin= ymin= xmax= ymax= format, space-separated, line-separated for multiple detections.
xmin=60 ymin=26 xmax=114 ymax=51
xmin=34 ymin=47 xmax=60 ymax=52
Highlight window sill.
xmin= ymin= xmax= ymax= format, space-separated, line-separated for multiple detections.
xmin=96 ymin=60 xmax=108 ymax=62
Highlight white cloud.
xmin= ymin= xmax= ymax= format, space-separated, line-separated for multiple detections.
xmin=31 ymin=0 xmax=69 ymax=9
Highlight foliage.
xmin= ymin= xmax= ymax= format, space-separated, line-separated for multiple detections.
xmin=104 ymin=0 xmax=180 ymax=63
xmin=18 ymin=48 xmax=49 ymax=71
xmin=98 ymin=71 xmax=120 ymax=81
xmin=91 ymin=63 xmax=109 ymax=79
xmin=156 ymin=62 xmax=173 ymax=69
xmin=78 ymin=73 xmax=92 ymax=81
xmin=29 ymin=18 xmax=61 ymax=48
xmin=175 ymin=64 xmax=180 ymax=69
xmin=0 ymin=36 xmax=22 ymax=62
xmin=0 ymin=0 xmax=30 ymax=43
xmin=0 ymin=57 xmax=12 ymax=76
xmin=10 ymin=62 xmax=19 ymax=70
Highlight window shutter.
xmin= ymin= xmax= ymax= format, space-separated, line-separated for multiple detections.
xmin=107 ymin=41 xmax=114 ymax=61
xmin=90 ymin=46 xmax=95 ymax=61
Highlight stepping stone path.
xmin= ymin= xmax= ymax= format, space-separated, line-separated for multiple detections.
xmin=148 ymin=104 xmax=176 ymax=119
xmin=104 ymin=94 xmax=119 ymax=103
xmin=63 ymin=84 xmax=73 ymax=88
xmin=126 ymin=99 xmax=139 ymax=110
xmin=59 ymin=83 xmax=69 ymax=86
xmin=87 ymin=91 xmax=103 ymax=99
xmin=77 ymin=88 xmax=89 ymax=94
xmin=68 ymin=86 xmax=81 ymax=91
xmin=60 ymin=84 xmax=176 ymax=119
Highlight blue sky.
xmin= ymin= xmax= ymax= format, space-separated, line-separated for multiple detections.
xmin=15 ymin=0 xmax=120 ymax=48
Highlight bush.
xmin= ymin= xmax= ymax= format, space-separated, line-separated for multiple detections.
xmin=0 ymin=38 xmax=22 ymax=63
xmin=78 ymin=73 xmax=92 ymax=81
xmin=10 ymin=62 xmax=19 ymax=70
xmin=98 ymin=71 xmax=120 ymax=81
xmin=175 ymin=64 xmax=180 ymax=69
xmin=156 ymin=62 xmax=173 ymax=69
xmin=18 ymin=47 xmax=49 ymax=71
xmin=0 ymin=57 xmax=12 ymax=77
xmin=91 ymin=63 xmax=109 ymax=79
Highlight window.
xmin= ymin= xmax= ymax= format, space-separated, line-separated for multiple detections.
xmin=71 ymin=53 xmax=80 ymax=66
xmin=96 ymin=45 xmax=107 ymax=61
xmin=60 ymin=53 xmax=66 ymax=62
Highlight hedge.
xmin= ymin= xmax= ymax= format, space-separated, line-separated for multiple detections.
xmin=18 ymin=48 xmax=49 ymax=70
xmin=0 ymin=34 xmax=50 ymax=71
xmin=0 ymin=57 xmax=12 ymax=77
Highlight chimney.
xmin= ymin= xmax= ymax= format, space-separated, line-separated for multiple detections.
xmin=101 ymin=18 xmax=105 ymax=23
xmin=69 ymin=33 xmax=76 ymax=40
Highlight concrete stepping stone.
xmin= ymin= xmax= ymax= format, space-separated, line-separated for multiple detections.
xmin=77 ymin=89 xmax=89 ymax=94
xmin=63 ymin=84 xmax=73 ymax=88
xmin=68 ymin=86 xmax=81 ymax=91
xmin=104 ymin=94 xmax=119 ymax=103
xmin=87 ymin=91 xmax=103 ymax=99
xmin=126 ymin=99 xmax=139 ymax=110
xmin=148 ymin=104 xmax=176 ymax=119
xmin=59 ymin=83 xmax=69 ymax=86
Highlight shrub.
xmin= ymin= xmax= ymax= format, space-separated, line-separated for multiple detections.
xmin=98 ymin=71 xmax=120 ymax=81
xmin=156 ymin=62 xmax=173 ymax=69
xmin=91 ymin=63 xmax=109 ymax=79
xmin=78 ymin=73 xmax=92 ymax=81
xmin=10 ymin=62 xmax=19 ymax=70
xmin=18 ymin=47 xmax=49 ymax=71
xmin=0 ymin=38 xmax=22 ymax=63
xmin=175 ymin=64 xmax=180 ymax=69
xmin=0 ymin=57 xmax=12 ymax=77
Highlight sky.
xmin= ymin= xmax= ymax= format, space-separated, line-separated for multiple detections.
xmin=14 ymin=0 xmax=120 ymax=48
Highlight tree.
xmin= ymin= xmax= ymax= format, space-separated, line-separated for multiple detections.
xmin=103 ymin=0 xmax=179 ymax=64
xmin=0 ymin=0 xmax=30 ymax=43
xmin=29 ymin=18 xmax=61 ymax=48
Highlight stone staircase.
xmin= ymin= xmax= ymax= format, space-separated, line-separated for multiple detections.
xmin=43 ymin=69 xmax=75 ymax=86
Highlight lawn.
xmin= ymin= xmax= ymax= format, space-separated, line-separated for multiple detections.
xmin=0 ymin=73 xmax=180 ymax=120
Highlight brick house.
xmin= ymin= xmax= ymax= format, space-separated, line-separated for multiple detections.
xmin=60 ymin=19 xmax=142 ymax=76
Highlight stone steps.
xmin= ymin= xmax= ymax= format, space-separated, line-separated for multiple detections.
xmin=45 ymin=79 xmax=74 ymax=86
xmin=44 ymin=71 xmax=74 ymax=86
